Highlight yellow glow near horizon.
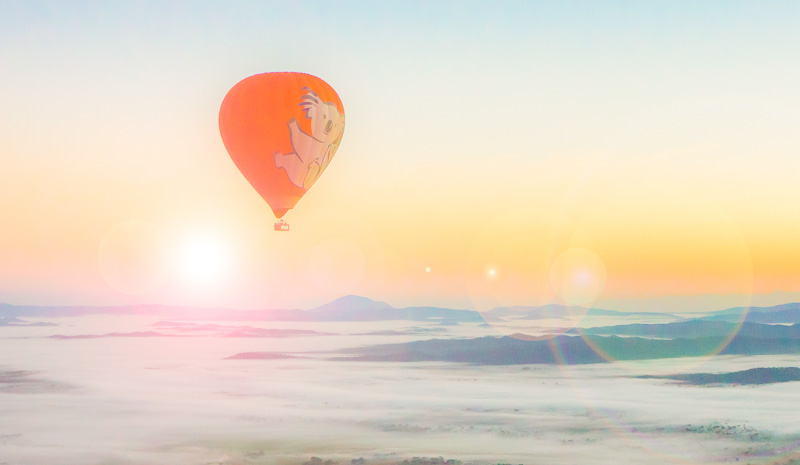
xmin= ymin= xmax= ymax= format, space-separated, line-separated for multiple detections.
xmin=97 ymin=220 xmax=171 ymax=295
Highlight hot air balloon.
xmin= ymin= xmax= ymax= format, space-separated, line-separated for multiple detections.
xmin=219 ymin=72 xmax=345 ymax=231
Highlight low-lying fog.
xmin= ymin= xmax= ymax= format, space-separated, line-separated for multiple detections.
xmin=2 ymin=316 xmax=799 ymax=465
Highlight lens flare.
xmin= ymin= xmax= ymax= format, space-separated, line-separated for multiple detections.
xmin=550 ymin=248 xmax=607 ymax=306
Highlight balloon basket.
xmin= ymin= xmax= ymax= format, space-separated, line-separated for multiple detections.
xmin=274 ymin=219 xmax=290 ymax=231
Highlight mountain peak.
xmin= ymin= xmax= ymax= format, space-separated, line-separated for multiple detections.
xmin=313 ymin=295 xmax=394 ymax=312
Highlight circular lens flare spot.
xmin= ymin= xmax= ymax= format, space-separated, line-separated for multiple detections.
xmin=550 ymin=248 xmax=607 ymax=306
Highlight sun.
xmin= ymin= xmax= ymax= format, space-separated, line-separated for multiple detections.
xmin=176 ymin=233 xmax=231 ymax=285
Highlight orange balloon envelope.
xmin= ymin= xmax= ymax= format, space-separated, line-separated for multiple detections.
xmin=219 ymin=72 xmax=345 ymax=221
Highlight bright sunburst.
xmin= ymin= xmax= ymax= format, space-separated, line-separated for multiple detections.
xmin=176 ymin=233 xmax=230 ymax=285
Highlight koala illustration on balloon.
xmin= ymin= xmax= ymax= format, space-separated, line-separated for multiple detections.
xmin=274 ymin=88 xmax=345 ymax=190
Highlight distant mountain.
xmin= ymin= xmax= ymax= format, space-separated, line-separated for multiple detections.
xmin=572 ymin=321 xmax=800 ymax=339
xmin=353 ymin=326 xmax=448 ymax=336
xmin=335 ymin=333 xmax=800 ymax=365
xmin=336 ymin=335 xmax=603 ymax=364
xmin=0 ymin=303 xmax=131 ymax=318
xmin=151 ymin=321 xmax=331 ymax=337
xmin=49 ymin=323 xmax=332 ymax=339
xmin=312 ymin=295 xmax=393 ymax=312
xmin=715 ymin=303 xmax=800 ymax=315
xmin=0 ymin=316 xmax=57 ymax=327
xmin=3 ymin=298 xmax=799 ymax=324
xmin=0 ymin=303 xmax=308 ymax=320
xmin=306 ymin=296 xmax=483 ymax=322
xmin=640 ymin=367 xmax=800 ymax=385
xmin=702 ymin=309 xmax=800 ymax=324
xmin=700 ymin=303 xmax=800 ymax=324
xmin=482 ymin=302 xmax=799 ymax=325
xmin=0 ymin=297 xmax=482 ymax=323
xmin=486 ymin=304 xmax=677 ymax=320
xmin=486 ymin=304 xmax=582 ymax=318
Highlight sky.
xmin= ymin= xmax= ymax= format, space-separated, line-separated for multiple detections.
xmin=2 ymin=0 xmax=800 ymax=312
